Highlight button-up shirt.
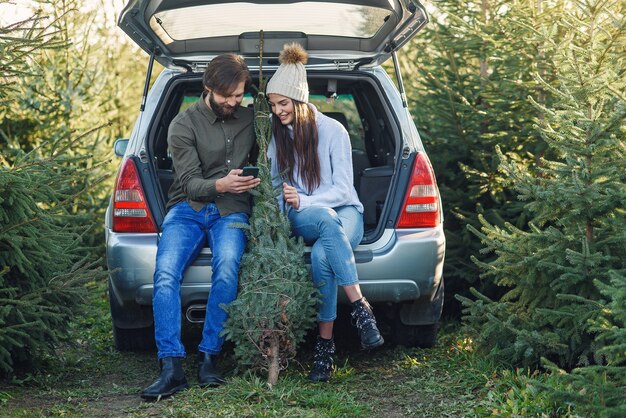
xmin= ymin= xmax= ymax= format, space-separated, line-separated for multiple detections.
xmin=166 ymin=95 xmax=256 ymax=215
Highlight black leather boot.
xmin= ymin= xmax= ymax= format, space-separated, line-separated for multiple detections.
xmin=308 ymin=336 xmax=335 ymax=382
xmin=140 ymin=357 xmax=189 ymax=400
xmin=198 ymin=352 xmax=226 ymax=387
xmin=351 ymin=297 xmax=384 ymax=349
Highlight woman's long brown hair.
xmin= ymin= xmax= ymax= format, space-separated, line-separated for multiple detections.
xmin=272 ymin=100 xmax=320 ymax=194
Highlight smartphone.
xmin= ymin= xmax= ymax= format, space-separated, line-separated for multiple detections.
xmin=240 ymin=166 xmax=259 ymax=178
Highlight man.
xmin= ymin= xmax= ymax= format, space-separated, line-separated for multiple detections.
xmin=141 ymin=54 xmax=260 ymax=399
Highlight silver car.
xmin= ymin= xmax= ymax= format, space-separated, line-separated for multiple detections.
xmin=106 ymin=0 xmax=445 ymax=351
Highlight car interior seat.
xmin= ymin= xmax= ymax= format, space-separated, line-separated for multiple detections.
xmin=323 ymin=112 xmax=370 ymax=192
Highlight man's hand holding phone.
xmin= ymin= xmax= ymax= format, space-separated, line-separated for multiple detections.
xmin=216 ymin=167 xmax=260 ymax=194
xmin=240 ymin=166 xmax=259 ymax=178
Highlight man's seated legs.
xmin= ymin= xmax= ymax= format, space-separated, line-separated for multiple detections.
xmin=197 ymin=210 xmax=248 ymax=386
xmin=141 ymin=202 xmax=206 ymax=399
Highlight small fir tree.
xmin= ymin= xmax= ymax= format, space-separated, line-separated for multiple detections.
xmin=222 ymin=75 xmax=317 ymax=386
xmin=535 ymin=270 xmax=626 ymax=416
xmin=592 ymin=271 xmax=626 ymax=369
xmin=458 ymin=0 xmax=625 ymax=374
xmin=399 ymin=0 xmax=564 ymax=313
xmin=1 ymin=0 xmax=153 ymax=249
xmin=0 ymin=3 xmax=106 ymax=377
xmin=0 ymin=145 xmax=104 ymax=376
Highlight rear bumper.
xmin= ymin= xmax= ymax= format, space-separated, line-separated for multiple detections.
xmin=106 ymin=225 xmax=445 ymax=309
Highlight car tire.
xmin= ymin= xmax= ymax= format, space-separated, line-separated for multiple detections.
xmin=112 ymin=324 xmax=155 ymax=351
xmin=392 ymin=321 xmax=439 ymax=348
xmin=108 ymin=279 xmax=155 ymax=351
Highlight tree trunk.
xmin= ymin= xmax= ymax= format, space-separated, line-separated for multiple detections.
xmin=267 ymin=333 xmax=280 ymax=387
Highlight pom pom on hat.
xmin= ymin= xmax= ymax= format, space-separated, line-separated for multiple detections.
xmin=279 ymin=43 xmax=308 ymax=65
xmin=266 ymin=43 xmax=309 ymax=103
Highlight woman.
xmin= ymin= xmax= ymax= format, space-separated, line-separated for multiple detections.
xmin=266 ymin=43 xmax=384 ymax=382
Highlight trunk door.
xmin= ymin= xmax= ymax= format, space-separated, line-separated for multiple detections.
xmin=119 ymin=0 xmax=428 ymax=69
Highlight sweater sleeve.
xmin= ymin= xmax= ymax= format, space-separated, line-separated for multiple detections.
xmin=297 ymin=127 xmax=354 ymax=211
xmin=168 ymin=120 xmax=218 ymax=202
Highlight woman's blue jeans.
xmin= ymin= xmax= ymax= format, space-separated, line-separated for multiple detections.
xmin=153 ymin=201 xmax=248 ymax=359
xmin=288 ymin=205 xmax=364 ymax=322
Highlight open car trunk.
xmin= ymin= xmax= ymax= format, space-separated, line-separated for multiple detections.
xmin=144 ymin=70 xmax=402 ymax=244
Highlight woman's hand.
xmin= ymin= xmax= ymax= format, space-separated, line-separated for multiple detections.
xmin=282 ymin=182 xmax=300 ymax=210
xmin=216 ymin=169 xmax=261 ymax=194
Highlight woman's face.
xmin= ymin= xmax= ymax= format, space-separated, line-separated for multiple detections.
xmin=268 ymin=93 xmax=295 ymax=125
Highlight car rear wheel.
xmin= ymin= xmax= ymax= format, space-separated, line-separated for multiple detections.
xmin=392 ymin=278 xmax=443 ymax=348
xmin=112 ymin=324 xmax=155 ymax=351
xmin=392 ymin=321 xmax=439 ymax=348
xmin=109 ymin=279 xmax=155 ymax=351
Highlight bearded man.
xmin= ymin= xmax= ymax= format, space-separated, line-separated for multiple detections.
xmin=141 ymin=54 xmax=260 ymax=399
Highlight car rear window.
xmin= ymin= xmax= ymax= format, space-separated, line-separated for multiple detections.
xmin=150 ymin=2 xmax=392 ymax=41
xmin=177 ymin=93 xmax=363 ymax=151
xmin=179 ymin=94 xmax=255 ymax=113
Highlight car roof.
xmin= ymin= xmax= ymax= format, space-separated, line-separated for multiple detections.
xmin=118 ymin=0 xmax=428 ymax=69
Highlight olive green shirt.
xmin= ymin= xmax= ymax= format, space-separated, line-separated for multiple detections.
xmin=166 ymin=95 xmax=256 ymax=215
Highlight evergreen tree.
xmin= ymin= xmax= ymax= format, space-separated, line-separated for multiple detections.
xmin=400 ymin=0 xmax=563 ymax=314
xmin=535 ymin=270 xmax=626 ymax=416
xmin=222 ymin=76 xmax=317 ymax=387
xmin=0 ymin=6 xmax=105 ymax=376
xmin=0 ymin=3 xmax=65 ymax=105
xmin=0 ymin=146 xmax=105 ymax=376
xmin=2 ymin=0 xmax=147 ymax=151
xmin=1 ymin=0 xmax=152 ymax=249
xmin=593 ymin=271 xmax=626 ymax=370
xmin=458 ymin=0 xmax=625 ymax=374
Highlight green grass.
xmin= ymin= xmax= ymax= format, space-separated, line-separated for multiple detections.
xmin=0 ymin=282 xmax=584 ymax=417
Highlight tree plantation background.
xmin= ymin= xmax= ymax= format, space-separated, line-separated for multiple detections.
xmin=1 ymin=0 xmax=624 ymax=416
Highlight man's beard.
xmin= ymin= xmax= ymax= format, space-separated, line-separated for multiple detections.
xmin=209 ymin=93 xmax=239 ymax=120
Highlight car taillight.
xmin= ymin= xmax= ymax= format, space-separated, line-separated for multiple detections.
xmin=397 ymin=152 xmax=441 ymax=228
xmin=112 ymin=158 xmax=157 ymax=233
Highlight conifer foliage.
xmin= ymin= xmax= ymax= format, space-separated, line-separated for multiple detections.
xmin=223 ymin=78 xmax=316 ymax=386
xmin=458 ymin=0 xmax=625 ymax=412
xmin=1 ymin=0 xmax=151 ymax=248
xmin=0 ymin=148 xmax=102 ymax=376
xmin=400 ymin=0 xmax=560 ymax=313
xmin=0 ymin=4 xmax=105 ymax=377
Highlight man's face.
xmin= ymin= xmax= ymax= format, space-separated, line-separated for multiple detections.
xmin=206 ymin=81 xmax=246 ymax=119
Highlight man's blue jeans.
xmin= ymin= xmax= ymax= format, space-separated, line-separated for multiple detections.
xmin=288 ymin=205 xmax=364 ymax=322
xmin=153 ymin=201 xmax=248 ymax=359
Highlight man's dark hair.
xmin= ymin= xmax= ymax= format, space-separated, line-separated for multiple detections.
xmin=203 ymin=54 xmax=252 ymax=96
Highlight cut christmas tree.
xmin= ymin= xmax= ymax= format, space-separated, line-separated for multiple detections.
xmin=222 ymin=67 xmax=316 ymax=386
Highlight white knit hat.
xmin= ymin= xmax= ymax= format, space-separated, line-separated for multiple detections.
xmin=266 ymin=43 xmax=309 ymax=103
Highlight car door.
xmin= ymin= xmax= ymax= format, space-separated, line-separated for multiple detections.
xmin=118 ymin=0 xmax=428 ymax=71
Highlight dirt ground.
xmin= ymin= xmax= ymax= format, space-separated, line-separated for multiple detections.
xmin=1 ymin=314 xmax=482 ymax=417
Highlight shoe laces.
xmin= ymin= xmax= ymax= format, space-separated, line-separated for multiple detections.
xmin=351 ymin=300 xmax=376 ymax=330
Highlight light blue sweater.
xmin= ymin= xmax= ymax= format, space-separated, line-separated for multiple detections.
xmin=267 ymin=105 xmax=364 ymax=213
